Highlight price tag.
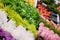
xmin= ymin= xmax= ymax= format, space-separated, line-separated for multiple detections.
xmin=42 ymin=3 xmax=47 ymax=6
xmin=57 ymin=14 xmax=60 ymax=24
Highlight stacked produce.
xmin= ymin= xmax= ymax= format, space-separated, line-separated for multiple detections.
xmin=37 ymin=3 xmax=51 ymax=20
xmin=38 ymin=22 xmax=60 ymax=40
xmin=37 ymin=0 xmax=60 ymax=32
xmin=0 ymin=0 xmax=60 ymax=40
xmin=37 ymin=1 xmax=59 ymax=24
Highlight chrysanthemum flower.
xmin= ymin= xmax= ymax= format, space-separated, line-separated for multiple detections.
xmin=38 ymin=22 xmax=60 ymax=40
xmin=0 ymin=28 xmax=16 ymax=40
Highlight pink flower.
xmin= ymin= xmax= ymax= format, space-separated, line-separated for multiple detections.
xmin=38 ymin=22 xmax=60 ymax=40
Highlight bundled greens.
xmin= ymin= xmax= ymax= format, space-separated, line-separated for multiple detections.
xmin=1 ymin=0 xmax=40 ymax=27
xmin=40 ymin=0 xmax=60 ymax=14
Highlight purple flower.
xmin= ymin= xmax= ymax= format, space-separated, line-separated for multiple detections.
xmin=0 ymin=28 xmax=16 ymax=40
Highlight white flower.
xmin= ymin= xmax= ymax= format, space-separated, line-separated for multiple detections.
xmin=12 ymin=26 xmax=34 ymax=40
xmin=1 ymin=19 xmax=16 ymax=33
xmin=0 ymin=9 xmax=8 ymax=25
xmin=1 ymin=20 xmax=35 ymax=40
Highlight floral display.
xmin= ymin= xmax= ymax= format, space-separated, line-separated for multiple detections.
xmin=38 ymin=22 xmax=60 ymax=40
xmin=0 ymin=0 xmax=60 ymax=40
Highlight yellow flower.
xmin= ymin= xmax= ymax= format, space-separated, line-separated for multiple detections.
xmin=25 ymin=0 xmax=34 ymax=6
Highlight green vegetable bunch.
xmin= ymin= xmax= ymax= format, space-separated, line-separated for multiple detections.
xmin=1 ymin=0 xmax=40 ymax=27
